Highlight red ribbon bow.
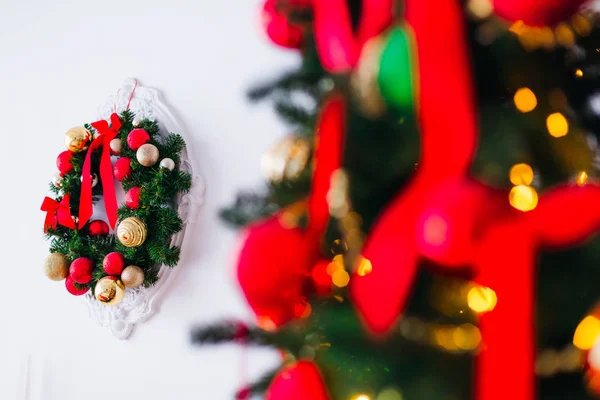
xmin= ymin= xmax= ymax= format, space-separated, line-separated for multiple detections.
xmin=78 ymin=113 xmax=122 ymax=229
xmin=41 ymin=194 xmax=76 ymax=232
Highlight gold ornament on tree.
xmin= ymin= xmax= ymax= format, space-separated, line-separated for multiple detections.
xmin=121 ymin=265 xmax=145 ymax=288
xmin=44 ymin=253 xmax=70 ymax=281
xmin=64 ymin=127 xmax=91 ymax=153
xmin=94 ymin=277 xmax=126 ymax=306
xmin=261 ymin=135 xmax=310 ymax=183
xmin=136 ymin=143 xmax=160 ymax=167
xmin=117 ymin=217 xmax=148 ymax=247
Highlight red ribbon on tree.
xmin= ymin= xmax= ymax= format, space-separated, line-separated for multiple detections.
xmin=78 ymin=113 xmax=122 ymax=229
xmin=41 ymin=194 xmax=76 ymax=232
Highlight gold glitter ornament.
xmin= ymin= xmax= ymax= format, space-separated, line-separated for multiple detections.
xmin=94 ymin=276 xmax=126 ymax=306
xmin=136 ymin=143 xmax=160 ymax=167
xmin=117 ymin=217 xmax=148 ymax=247
xmin=44 ymin=253 xmax=70 ymax=281
xmin=65 ymin=126 xmax=91 ymax=153
xmin=260 ymin=136 xmax=310 ymax=183
xmin=121 ymin=265 xmax=145 ymax=288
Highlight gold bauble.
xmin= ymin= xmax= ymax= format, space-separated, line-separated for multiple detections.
xmin=121 ymin=265 xmax=145 ymax=288
xmin=117 ymin=217 xmax=148 ymax=247
xmin=260 ymin=136 xmax=310 ymax=183
xmin=65 ymin=126 xmax=91 ymax=153
xmin=94 ymin=277 xmax=126 ymax=306
xmin=43 ymin=253 xmax=70 ymax=281
xmin=136 ymin=144 xmax=160 ymax=167
xmin=351 ymin=34 xmax=387 ymax=119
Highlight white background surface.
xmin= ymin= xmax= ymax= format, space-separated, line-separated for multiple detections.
xmin=0 ymin=1 xmax=296 ymax=398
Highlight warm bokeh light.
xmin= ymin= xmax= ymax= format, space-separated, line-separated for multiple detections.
xmin=509 ymin=163 xmax=534 ymax=186
xmin=327 ymin=254 xmax=345 ymax=275
xmin=572 ymin=14 xmax=592 ymax=36
xmin=575 ymin=68 xmax=584 ymax=78
xmin=513 ymin=88 xmax=537 ymax=113
xmin=573 ymin=315 xmax=600 ymax=350
xmin=376 ymin=387 xmax=403 ymax=400
xmin=555 ymin=23 xmax=575 ymax=48
xmin=453 ymin=323 xmax=482 ymax=350
xmin=353 ymin=395 xmax=371 ymax=400
xmin=577 ymin=171 xmax=589 ymax=186
xmin=467 ymin=0 xmax=493 ymax=19
xmin=546 ymin=113 xmax=569 ymax=137
xmin=332 ymin=269 xmax=350 ymax=288
xmin=434 ymin=328 xmax=458 ymax=351
xmin=356 ymin=256 xmax=373 ymax=276
xmin=467 ymin=285 xmax=497 ymax=313
xmin=509 ymin=185 xmax=538 ymax=212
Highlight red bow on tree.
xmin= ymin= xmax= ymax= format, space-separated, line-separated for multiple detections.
xmin=78 ymin=113 xmax=122 ymax=229
xmin=41 ymin=194 xmax=76 ymax=232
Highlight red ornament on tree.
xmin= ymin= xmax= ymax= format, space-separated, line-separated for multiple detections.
xmin=114 ymin=157 xmax=132 ymax=181
xmin=237 ymin=215 xmax=315 ymax=329
xmin=266 ymin=361 xmax=330 ymax=400
xmin=236 ymin=96 xmax=346 ymax=329
xmin=65 ymin=276 xmax=89 ymax=296
xmin=69 ymin=257 xmax=94 ymax=284
xmin=262 ymin=0 xmax=312 ymax=49
xmin=127 ymin=128 xmax=150 ymax=150
xmin=125 ymin=187 xmax=141 ymax=209
xmin=492 ymin=0 xmax=586 ymax=26
xmin=88 ymin=220 xmax=109 ymax=236
xmin=102 ymin=252 xmax=125 ymax=276
xmin=56 ymin=151 xmax=74 ymax=176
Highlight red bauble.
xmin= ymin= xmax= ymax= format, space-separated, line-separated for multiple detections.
xmin=262 ymin=0 xmax=312 ymax=49
xmin=88 ymin=220 xmax=109 ymax=236
xmin=492 ymin=0 xmax=586 ymax=26
xmin=114 ymin=157 xmax=132 ymax=181
xmin=65 ymin=276 xmax=89 ymax=296
xmin=127 ymin=129 xmax=150 ymax=150
xmin=56 ymin=151 xmax=74 ymax=175
xmin=69 ymin=257 xmax=94 ymax=284
xmin=102 ymin=252 xmax=125 ymax=276
xmin=266 ymin=361 xmax=330 ymax=400
xmin=237 ymin=216 xmax=315 ymax=329
xmin=125 ymin=187 xmax=141 ymax=209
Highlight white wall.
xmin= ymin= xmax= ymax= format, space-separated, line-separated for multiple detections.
xmin=0 ymin=1 xmax=296 ymax=398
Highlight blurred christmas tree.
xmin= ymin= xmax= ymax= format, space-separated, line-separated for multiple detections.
xmin=195 ymin=0 xmax=600 ymax=399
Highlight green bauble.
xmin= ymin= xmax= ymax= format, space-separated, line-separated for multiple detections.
xmin=378 ymin=25 xmax=417 ymax=114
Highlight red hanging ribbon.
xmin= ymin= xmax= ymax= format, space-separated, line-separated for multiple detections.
xmin=41 ymin=194 xmax=76 ymax=232
xmin=78 ymin=113 xmax=122 ymax=229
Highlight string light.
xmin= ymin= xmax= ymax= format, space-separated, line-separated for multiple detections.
xmin=575 ymin=68 xmax=584 ymax=78
xmin=509 ymin=185 xmax=538 ymax=212
xmin=467 ymin=285 xmax=498 ymax=313
xmin=509 ymin=163 xmax=534 ymax=186
xmin=573 ymin=315 xmax=600 ymax=350
xmin=332 ymin=269 xmax=350 ymax=288
xmin=513 ymin=88 xmax=537 ymax=113
xmin=555 ymin=23 xmax=575 ymax=48
xmin=356 ymin=256 xmax=373 ymax=276
xmin=546 ymin=112 xmax=569 ymax=137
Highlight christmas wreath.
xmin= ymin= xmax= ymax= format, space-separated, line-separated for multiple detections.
xmin=41 ymin=109 xmax=192 ymax=307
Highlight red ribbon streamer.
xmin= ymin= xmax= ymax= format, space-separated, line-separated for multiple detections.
xmin=313 ymin=0 xmax=393 ymax=72
xmin=41 ymin=194 xmax=76 ymax=232
xmin=78 ymin=113 xmax=122 ymax=229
